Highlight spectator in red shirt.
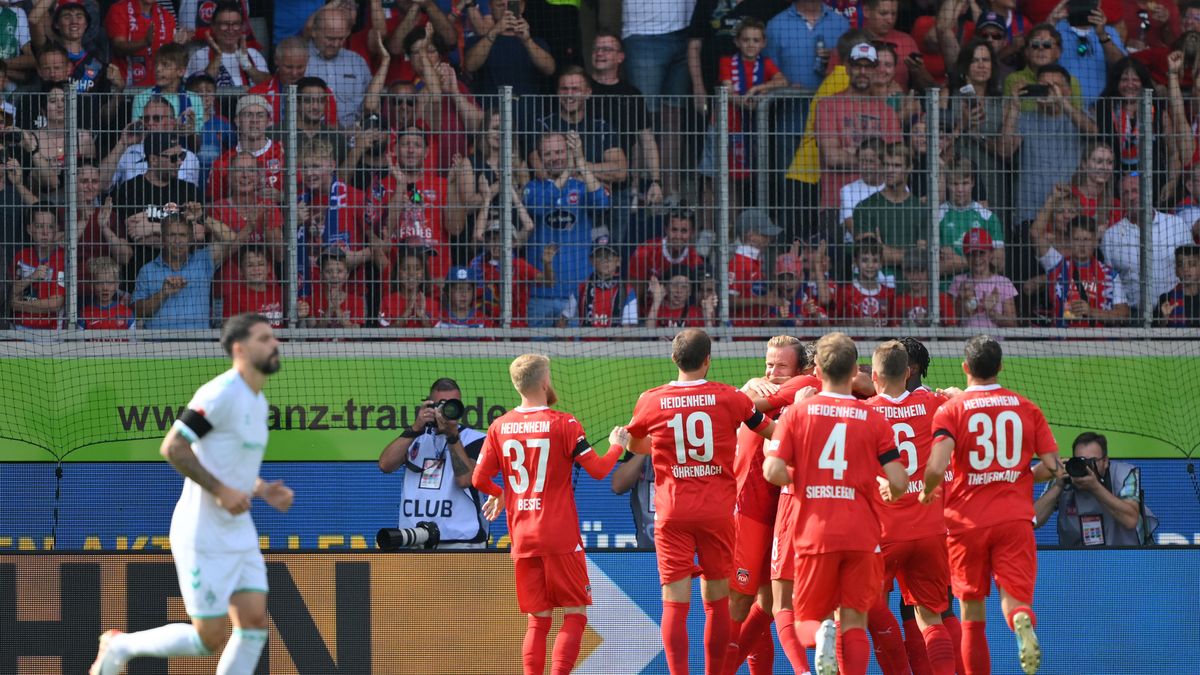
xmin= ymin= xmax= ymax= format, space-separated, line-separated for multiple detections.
xmin=308 ymin=249 xmax=366 ymax=327
xmin=222 ymin=246 xmax=307 ymax=327
xmin=718 ymin=18 xmax=787 ymax=207
xmin=771 ymin=243 xmax=836 ymax=326
xmin=210 ymin=152 xmax=285 ymax=298
xmin=207 ymin=94 xmax=284 ymax=200
xmin=374 ymin=124 xmax=456 ymax=280
xmin=403 ymin=24 xmax=484 ymax=172
xmin=79 ymin=256 xmax=135 ymax=331
xmin=298 ymin=138 xmax=372 ymax=294
xmin=730 ymin=208 xmax=783 ymax=328
xmin=249 ymin=36 xmax=338 ymax=127
xmin=894 ymin=248 xmax=956 ymax=327
xmin=9 ymin=208 xmax=65 ymax=330
xmin=105 ymin=0 xmax=188 ymax=89
xmin=836 ymin=235 xmax=896 ymax=326
xmin=645 ymin=265 xmax=714 ymax=330
xmin=437 ymin=265 xmax=495 ymax=328
xmin=379 ymin=246 xmax=441 ymax=329
xmin=468 ymin=220 xmax=553 ymax=326
xmin=629 ymin=209 xmax=706 ymax=287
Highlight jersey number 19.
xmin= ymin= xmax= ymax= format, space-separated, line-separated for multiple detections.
xmin=667 ymin=411 xmax=713 ymax=464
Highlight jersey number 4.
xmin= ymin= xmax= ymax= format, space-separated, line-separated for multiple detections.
xmin=667 ymin=411 xmax=713 ymax=464
xmin=967 ymin=411 xmax=1023 ymax=471
xmin=501 ymin=438 xmax=550 ymax=494
xmin=819 ymin=422 xmax=848 ymax=479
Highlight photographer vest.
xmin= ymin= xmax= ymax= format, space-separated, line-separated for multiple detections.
xmin=627 ymin=456 xmax=655 ymax=549
xmin=1056 ymin=460 xmax=1157 ymax=546
xmin=398 ymin=427 xmax=488 ymax=544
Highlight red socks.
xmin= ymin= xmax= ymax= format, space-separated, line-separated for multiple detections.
xmin=704 ymin=597 xmax=730 ymax=675
xmin=902 ymin=616 xmax=932 ymax=675
xmin=551 ymin=613 xmax=587 ymax=675
xmin=523 ymin=615 xmax=552 ymax=675
xmin=920 ymin=624 xmax=957 ymax=675
xmin=729 ymin=603 xmax=774 ymax=675
xmin=1005 ymin=605 xmax=1036 ymax=631
xmin=662 ymin=601 xmax=691 ymax=675
xmin=724 ymin=619 xmax=743 ymax=675
xmin=867 ymin=600 xmax=912 ymax=675
xmin=836 ymin=626 xmax=871 ymax=675
xmin=747 ymin=626 xmax=776 ymax=675
xmin=774 ymin=609 xmax=808 ymax=673
xmin=962 ymin=620 xmax=990 ymax=675
xmin=941 ymin=615 xmax=965 ymax=674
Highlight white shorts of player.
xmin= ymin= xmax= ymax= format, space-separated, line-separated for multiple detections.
xmin=171 ymin=547 xmax=269 ymax=619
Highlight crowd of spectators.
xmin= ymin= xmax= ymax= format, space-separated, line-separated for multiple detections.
xmin=3 ymin=0 xmax=1200 ymax=333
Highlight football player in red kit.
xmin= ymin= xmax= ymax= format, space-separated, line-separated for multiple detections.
xmin=921 ymin=335 xmax=1064 ymax=675
xmin=623 ymin=328 xmax=775 ymax=675
xmin=472 ymin=354 xmax=626 ymax=675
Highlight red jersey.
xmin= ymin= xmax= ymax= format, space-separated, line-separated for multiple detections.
xmin=206 ymin=140 xmax=286 ymax=201
xmin=628 ymin=238 xmax=705 ymax=283
xmin=766 ymin=392 xmax=899 ymax=554
xmin=186 ymin=0 xmax=258 ymax=46
xmin=733 ymin=374 xmax=819 ymax=525
xmin=379 ymin=174 xmax=451 ymax=281
xmin=894 ymin=291 xmax=956 ymax=327
xmin=930 ymin=384 xmax=1058 ymax=533
xmin=309 ymin=284 xmax=366 ymax=326
xmin=302 ymin=182 xmax=370 ymax=289
xmin=627 ymin=380 xmax=768 ymax=521
xmin=105 ymin=0 xmax=176 ymax=88
xmin=866 ymin=389 xmax=949 ymax=543
xmin=652 ymin=303 xmax=705 ymax=328
xmin=79 ymin=301 xmax=135 ymax=330
xmin=11 ymin=247 xmax=66 ymax=329
xmin=765 ymin=373 xmax=822 ymax=412
xmin=209 ymin=198 xmax=282 ymax=288
xmin=223 ymin=282 xmax=284 ymax=326
xmin=1046 ymin=256 xmax=1127 ymax=328
xmin=249 ymin=77 xmax=338 ymax=126
xmin=836 ymin=281 xmax=896 ymax=326
xmin=476 ymin=407 xmax=592 ymax=557
xmin=378 ymin=290 xmax=441 ymax=327
xmin=730 ymin=248 xmax=767 ymax=326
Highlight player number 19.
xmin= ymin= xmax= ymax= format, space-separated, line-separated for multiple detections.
xmin=667 ymin=411 xmax=714 ymax=463
xmin=501 ymin=438 xmax=551 ymax=494
xmin=967 ymin=411 xmax=1023 ymax=471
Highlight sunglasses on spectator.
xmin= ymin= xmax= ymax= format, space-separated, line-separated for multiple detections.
xmin=1029 ymin=40 xmax=1055 ymax=50
xmin=143 ymin=114 xmax=170 ymax=122
xmin=978 ymin=31 xmax=1006 ymax=42
xmin=160 ymin=151 xmax=185 ymax=163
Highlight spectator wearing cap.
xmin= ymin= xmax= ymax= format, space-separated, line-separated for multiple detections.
xmin=771 ymin=243 xmax=835 ymax=326
xmin=948 ymin=227 xmax=1018 ymax=328
xmin=467 ymin=218 xmax=549 ymax=327
xmin=938 ymin=155 xmax=1005 ymax=279
xmin=828 ymin=0 xmax=920 ymax=88
xmin=531 ymin=65 xmax=627 ymax=188
xmin=813 ymin=41 xmax=901 ymax=210
xmin=306 ymin=6 xmax=372 ymax=128
xmin=463 ymin=0 xmax=555 ymax=98
xmin=523 ymin=131 xmax=611 ymax=327
xmin=132 ymin=43 xmax=205 ymax=135
xmin=378 ymin=245 xmax=441 ymax=331
xmin=110 ymin=97 xmax=202 ymax=189
xmin=729 ymin=208 xmax=782 ymax=328
xmin=307 ymin=248 xmax=367 ymax=327
xmin=562 ymin=228 xmax=638 ymax=328
xmin=645 ymin=264 xmax=713 ymax=330
xmin=206 ymin=94 xmax=285 ymax=200
xmin=938 ymin=1 xmax=1029 ymax=70
xmin=852 ymin=142 xmax=923 ymax=286
xmin=894 ymin=248 xmax=956 ymax=327
xmin=249 ymin=36 xmax=339 ymax=126
xmin=105 ymin=0 xmax=187 ymax=89
xmin=438 ymin=265 xmax=495 ymax=328
xmin=185 ymin=1 xmax=269 ymax=88
xmin=111 ymin=133 xmax=201 ymax=269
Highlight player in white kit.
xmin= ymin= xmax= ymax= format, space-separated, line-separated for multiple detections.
xmin=91 ymin=313 xmax=295 ymax=675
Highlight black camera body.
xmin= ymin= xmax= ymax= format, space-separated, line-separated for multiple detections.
xmin=1062 ymin=456 xmax=1098 ymax=486
xmin=377 ymin=521 xmax=441 ymax=550
xmin=424 ymin=398 xmax=464 ymax=425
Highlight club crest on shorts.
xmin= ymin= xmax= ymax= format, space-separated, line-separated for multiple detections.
xmin=736 ymin=567 xmax=750 ymax=586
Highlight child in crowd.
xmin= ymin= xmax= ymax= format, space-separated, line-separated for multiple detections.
xmin=79 ymin=256 xmax=134 ymax=330
xmin=948 ymin=228 xmax=1018 ymax=328
xmin=308 ymin=250 xmax=365 ymax=328
xmin=564 ymin=229 xmax=638 ymax=328
xmin=835 ymin=235 xmax=895 ymax=326
xmin=1156 ymin=244 xmax=1200 ymax=326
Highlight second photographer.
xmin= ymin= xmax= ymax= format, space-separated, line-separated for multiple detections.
xmin=378 ymin=378 xmax=489 ymax=549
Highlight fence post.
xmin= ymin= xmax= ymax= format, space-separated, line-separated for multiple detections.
xmin=717 ymin=86 xmax=732 ymax=329
xmin=1139 ymin=88 xmax=1153 ymax=326
xmin=284 ymin=85 xmax=299 ymax=327
xmin=500 ymin=87 xmax=514 ymax=329
xmin=64 ymin=87 xmax=79 ymax=330
xmin=927 ymin=89 xmax=942 ymax=328
xmin=755 ymin=90 xmax=772 ymax=209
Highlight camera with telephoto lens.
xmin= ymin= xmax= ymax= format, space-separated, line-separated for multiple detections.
xmin=1062 ymin=456 xmax=1098 ymax=487
xmin=423 ymin=398 xmax=464 ymax=429
xmin=377 ymin=521 xmax=441 ymax=550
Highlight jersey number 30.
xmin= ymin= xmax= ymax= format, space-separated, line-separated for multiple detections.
xmin=667 ymin=411 xmax=713 ymax=463
xmin=501 ymin=438 xmax=550 ymax=494
xmin=967 ymin=411 xmax=1023 ymax=471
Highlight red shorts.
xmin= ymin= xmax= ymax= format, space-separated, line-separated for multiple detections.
xmin=655 ymin=516 xmax=735 ymax=585
xmin=792 ymin=550 xmax=883 ymax=621
xmin=882 ymin=535 xmax=950 ymax=613
xmin=731 ymin=514 xmax=773 ymax=595
xmin=513 ymin=551 xmax=592 ymax=614
xmin=769 ymin=494 xmax=799 ymax=581
xmin=947 ymin=520 xmax=1037 ymax=604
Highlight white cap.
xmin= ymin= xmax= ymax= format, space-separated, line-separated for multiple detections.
xmin=849 ymin=43 xmax=878 ymax=63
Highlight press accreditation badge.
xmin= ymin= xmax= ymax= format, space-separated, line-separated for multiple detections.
xmin=1081 ymin=514 xmax=1105 ymax=546
xmin=419 ymin=458 xmax=444 ymax=489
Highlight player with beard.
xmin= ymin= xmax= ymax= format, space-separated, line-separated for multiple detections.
xmin=92 ymin=314 xmax=295 ymax=675
xmin=472 ymin=354 xmax=626 ymax=674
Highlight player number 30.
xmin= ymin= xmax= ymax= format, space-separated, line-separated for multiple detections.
xmin=967 ymin=411 xmax=1023 ymax=471
xmin=667 ymin=411 xmax=714 ymax=464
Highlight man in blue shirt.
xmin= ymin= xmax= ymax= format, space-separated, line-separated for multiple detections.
xmin=523 ymin=131 xmax=611 ymax=327
xmin=132 ymin=211 xmax=242 ymax=329
xmin=1055 ymin=10 xmax=1125 ymax=107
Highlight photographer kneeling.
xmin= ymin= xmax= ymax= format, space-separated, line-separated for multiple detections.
xmin=1034 ymin=432 xmax=1157 ymax=546
xmin=378 ymin=378 xmax=489 ymax=549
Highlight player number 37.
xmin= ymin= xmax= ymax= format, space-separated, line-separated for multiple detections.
xmin=501 ymin=438 xmax=550 ymax=494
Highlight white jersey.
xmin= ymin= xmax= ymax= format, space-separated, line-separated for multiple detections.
xmin=169 ymin=368 xmax=268 ymax=553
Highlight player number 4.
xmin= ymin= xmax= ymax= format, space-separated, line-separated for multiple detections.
xmin=819 ymin=422 xmax=848 ymax=479
xmin=967 ymin=411 xmax=1023 ymax=471
xmin=667 ymin=411 xmax=714 ymax=464
xmin=501 ymin=438 xmax=551 ymax=494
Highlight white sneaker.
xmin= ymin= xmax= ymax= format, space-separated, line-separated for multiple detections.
xmin=90 ymin=630 xmax=125 ymax=675
xmin=1012 ymin=611 xmax=1041 ymax=674
xmin=814 ymin=619 xmax=838 ymax=675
